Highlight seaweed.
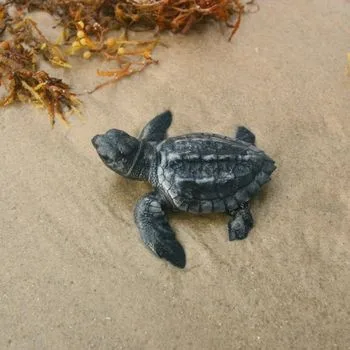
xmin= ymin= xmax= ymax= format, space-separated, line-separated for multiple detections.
xmin=0 ymin=4 xmax=8 ymax=36
xmin=1 ymin=0 xmax=254 ymax=126
xmin=119 ymin=0 xmax=245 ymax=39
xmin=0 ymin=42 xmax=81 ymax=126
xmin=8 ymin=17 xmax=70 ymax=68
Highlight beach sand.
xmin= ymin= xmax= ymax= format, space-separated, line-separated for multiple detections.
xmin=1 ymin=0 xmax=349 ymax=348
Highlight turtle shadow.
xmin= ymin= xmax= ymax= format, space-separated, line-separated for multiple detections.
xmin=249 ymin=180 xmax=278 ymax=223
xmin=167 ymin=210 xmax=228 ymax=247
xmin=252 ymin=184 xmax=270 ymax=205
xmin=105 ymin=176 xmax=152 ymax=214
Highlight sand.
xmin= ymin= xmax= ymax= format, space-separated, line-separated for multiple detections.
xmin=1 ymin=0 xmax=350 ymax=349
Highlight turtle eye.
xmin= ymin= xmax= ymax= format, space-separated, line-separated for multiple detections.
xmin=100 ymin=154 xmax=109 ymax=162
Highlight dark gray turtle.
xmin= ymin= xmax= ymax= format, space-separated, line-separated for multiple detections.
xmin=92 ymin=111 xmax=276 ymax=268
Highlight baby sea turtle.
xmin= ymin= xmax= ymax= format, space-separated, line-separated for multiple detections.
xmin=92 ymin=111 xmax=276 ymax=268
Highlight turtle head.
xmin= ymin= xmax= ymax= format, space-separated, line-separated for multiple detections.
xmin=92 ymin=129 xmax=140 ymax=177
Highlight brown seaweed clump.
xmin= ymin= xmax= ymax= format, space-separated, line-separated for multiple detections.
xmin=0 ymin=12 xmax=81 ymax=126
xmin=0 ymin=0 xmax=255 ymax=125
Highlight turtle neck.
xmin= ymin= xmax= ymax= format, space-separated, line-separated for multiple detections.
xmin=126 ymin=141 xmax=156 ymax=181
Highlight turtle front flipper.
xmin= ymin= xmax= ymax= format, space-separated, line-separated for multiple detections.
xmin=134 ymin=192 xmax=186 ymax=268
xmin=228 ymin=202 xmax=254 ymax=241
xmin=236 ymin=126 xmax=256 ymax=145
xmin=139 ymin=110 xmax=172 ymax=143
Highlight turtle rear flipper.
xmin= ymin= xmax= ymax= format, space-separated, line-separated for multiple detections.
xmin=228 ymin=203 xmax=254 ymax=241
xmin=139 ymin=110 xmax=172 ymax=143
xmin=134 ymin=192 xmax=186 ymax=268
xmin=236 ymin=126 xmax=256 ymax=145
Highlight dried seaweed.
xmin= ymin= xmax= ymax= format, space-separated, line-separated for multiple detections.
xmin=0 ymin=4 xmax=8 ymax=36
xmin=117 ymin=0 xmax=244 ymax=38
xmin=9 ymin=17 xmax=71 ymax=68
xmin=0 ymin=42 xmax=81 ymax=126
xmin=1 ymin=0 xmax=254 ymax=125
